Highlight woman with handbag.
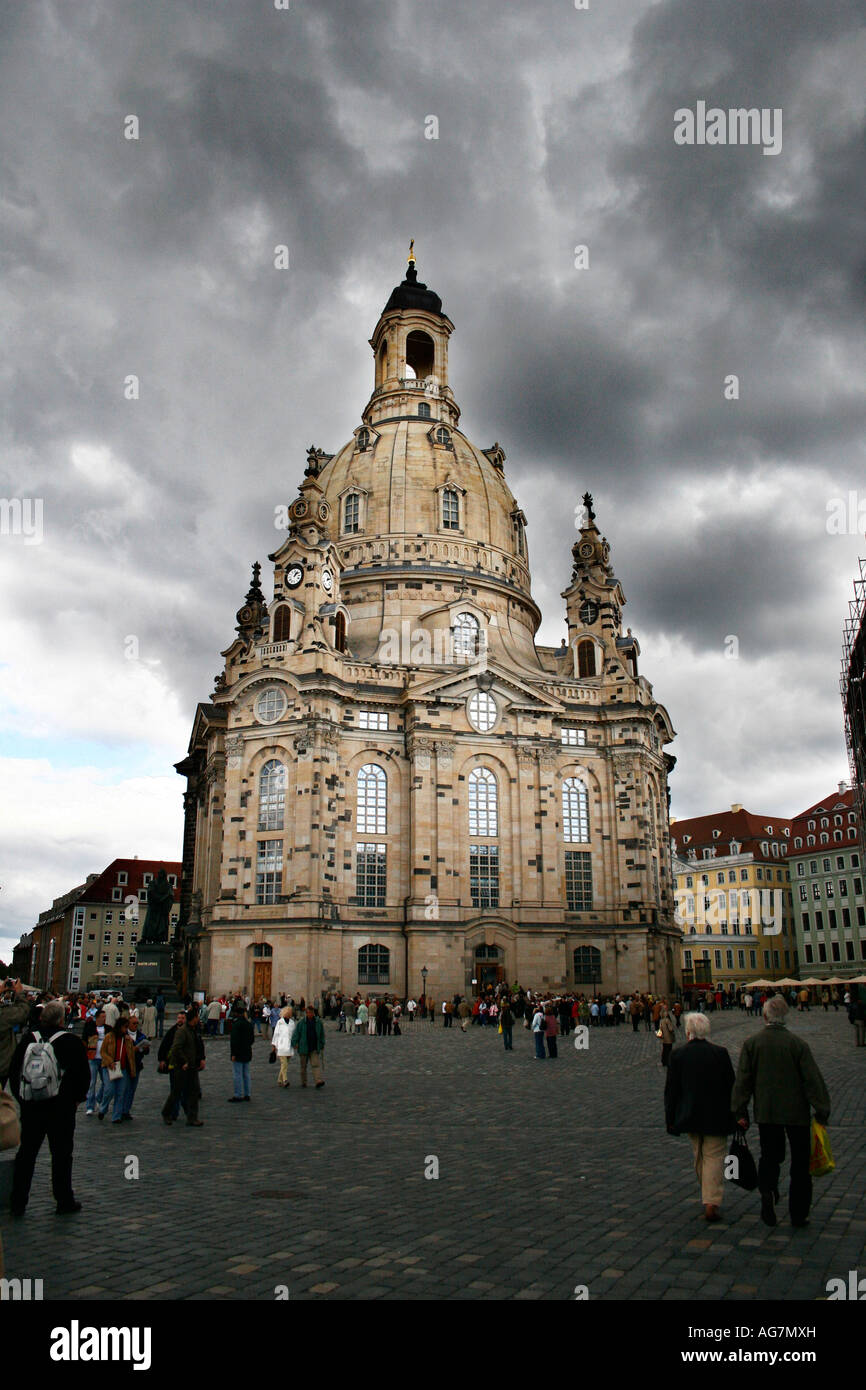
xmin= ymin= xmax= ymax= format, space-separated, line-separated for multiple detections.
xmin=664 ymin=1012 xmax=735 ymax=1222
xmin=271 ymin=1006 xmax=297 ymax=1087
xmin=98 ymin=1016 xmax=137 ymax=1124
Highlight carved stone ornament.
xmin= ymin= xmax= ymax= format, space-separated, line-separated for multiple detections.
xmin=612 ymin=754 xmax=632 ymax=783
xmin=434 ymin=740 xmax=455 ymax=764
xmin=515 ymin=743 xmax=538 ymax=764
xmin=225 ymin=733 xmax=243 ymax=768
xmin=409 ymin=736 xmax=436 ymax=770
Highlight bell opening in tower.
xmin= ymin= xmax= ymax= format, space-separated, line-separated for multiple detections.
xmin=405 ymin=330 xmax=434 ymax=381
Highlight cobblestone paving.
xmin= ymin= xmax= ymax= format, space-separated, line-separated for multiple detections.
xmin=1 ymin=1009 xmax=864 ymax=1301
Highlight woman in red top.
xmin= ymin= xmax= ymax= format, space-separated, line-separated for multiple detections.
xmin=98 ymin=1017 xmax=136 ymax=1124
xmin=543 ymin=1005 xmax=559 ymax=1059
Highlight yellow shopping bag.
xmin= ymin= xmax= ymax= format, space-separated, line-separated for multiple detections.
xmin=810 ymin=1120 xmax=835 ymax=1178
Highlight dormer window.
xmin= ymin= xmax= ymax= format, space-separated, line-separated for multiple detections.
xmin=435 ymin=426 xmax=451 ymax=447
xmin=683 ymin=835 xmax=691 ymax=845
xmin=344 ymin=493 xmax=360 ymax=534
xmin=442 ymin=488 xmax=460 ymax=530
xmin=356 ymin=428 xmax=370 ymax=451
xmin=712 ymin=829 xmax=721 ymax=839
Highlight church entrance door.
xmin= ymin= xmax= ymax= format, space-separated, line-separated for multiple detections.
xmin=253 ymin=960 xmax=272 ymax=999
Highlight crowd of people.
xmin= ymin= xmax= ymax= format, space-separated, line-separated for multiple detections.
xmin=1 ymin=968 xmax=863 ymax=1251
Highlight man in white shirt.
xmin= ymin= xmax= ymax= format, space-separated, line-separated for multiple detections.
xmin=104 ymin=997 xmax=120 ymax=1028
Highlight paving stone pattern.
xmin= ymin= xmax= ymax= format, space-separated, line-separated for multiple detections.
xmin=1 ymin=1009 xmax=864 ymax=1301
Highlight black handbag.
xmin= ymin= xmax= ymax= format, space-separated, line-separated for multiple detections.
xmin=729 ymin=1129 xmax=758 ymax=1190
xmin=268 ymin=1049 xmax=277 ymax=1064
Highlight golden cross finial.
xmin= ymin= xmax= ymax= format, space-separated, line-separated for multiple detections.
xmin=408 ymin=238 xmax=416 ymax=264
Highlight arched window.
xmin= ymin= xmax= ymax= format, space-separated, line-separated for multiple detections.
xmin=435 ymin=425 xmax=451 ymax=446
xmin=358 ymin=943 xmax=390 ymax=985
xmin=442 ymin=487 xmax=460 ymax=530
xmin=273 ymin=605 xmax=291 ymax=643
xmin=334 ymin=611 xmax=347 ymax=653
xmin=357 ymin=428 xmax=370 ymax=451
xmin=469 ymin=767 xmax=498 ymax=836
xmin=573 ymin=945 xmax=601 ymax=983
xmin=357 ymin=765 xmax=387 ymax=835
xmin=563 ymin=777 xmax=589 ymax=842
xmin=418 ymin=402 xmax=431 ymax=419
xmin=344 ymin=494 xmax=360 ymax=533
xmin=406 ymin=329 xmax=434 ymax=379
xmin=577 ymin=640 xmax=596 ymax=678
xmin=453 ymin=611 xmax=480 ymax=658
xmin=258 ymin=760 xmax=286 ymax=831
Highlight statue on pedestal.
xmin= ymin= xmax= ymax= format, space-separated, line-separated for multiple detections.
xmin=141 ymin=868 xmax=174 ymax=944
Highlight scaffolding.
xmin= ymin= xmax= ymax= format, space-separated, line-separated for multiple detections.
xmin=841 ymin=558 xmax=866 ymax=863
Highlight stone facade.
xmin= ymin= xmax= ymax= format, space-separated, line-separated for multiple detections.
xmin=176 ymin=253 xmax=680 ymax=1003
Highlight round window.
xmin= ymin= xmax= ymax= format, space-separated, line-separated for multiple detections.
xmin=254 ymin=687 xmax=287 ymax=725
xmin=467 ymin=690 xmax=497 ymax=733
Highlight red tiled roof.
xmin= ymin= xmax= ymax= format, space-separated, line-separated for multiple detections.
xmin=788 ymin=788 xmax=858 ymax=855
xmin=78 ymin=858 xmax=182 ymax=904
xmin=670 ymin=808 xmax=794 ymax=860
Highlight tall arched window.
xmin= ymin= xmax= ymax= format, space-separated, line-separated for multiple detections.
xmin=334 ymin=611 xmax=347 ymax=653
xmin=357 ymin=764 xmax=387 ymax=834
xmin=578 ymin=640 xmax=597 ymax=678
xmin=442 ymin=487 xmax=460 ymax=530
xmin=258 ymin=759 xmax=286 ymax=831
xmin=344 ymin=493 xmax=360 ymax=533
xmin=273 ymin=605 xmax=291 ymax=643
xmin=469 ymin=767 xmax=498 ymax=836
xmin=418 ymin=402 xmax=431 ymax=419
xmin=453 ymin=611 xmax=480 ymax=658
xmin=573 ymin=945 xmax=601 ymax=983
xmin=358 ymin=943 xmax=390 ymax=985
xmin=563 ymin=777 xmax=589 ymax=842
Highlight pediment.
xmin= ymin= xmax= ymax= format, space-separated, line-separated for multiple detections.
xmin=406 ymin=661 xmax=566 ymax=713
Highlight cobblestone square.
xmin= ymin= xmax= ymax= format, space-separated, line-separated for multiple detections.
xmin=2 ymin=1008 xmax=864 ymax=1301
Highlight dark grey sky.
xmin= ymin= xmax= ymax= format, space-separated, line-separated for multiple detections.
xmin=1 ymin=0 xmax=864 ymax=957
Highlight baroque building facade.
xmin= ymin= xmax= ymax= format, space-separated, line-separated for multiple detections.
xmin=175 ymin=253 xmax=679 ymax=1003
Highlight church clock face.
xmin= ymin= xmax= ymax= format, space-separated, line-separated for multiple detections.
xmin=285 ymin=564 xmax=304 ymax=589
xmin=579 ymin=599 xmax=599 ymax=625
xmin=321 ymin=568 xmax=334 ymax=594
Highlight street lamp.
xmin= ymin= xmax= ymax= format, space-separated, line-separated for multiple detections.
xmin=421 ymin=965 xmax=428 ymax=1017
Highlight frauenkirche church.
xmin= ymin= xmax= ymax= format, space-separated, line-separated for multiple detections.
xmin=175 ymin=250 xmax=680 ymax=1003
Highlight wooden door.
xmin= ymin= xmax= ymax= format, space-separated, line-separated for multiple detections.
xmin=253 ymin=961 xmax=272 ymax=999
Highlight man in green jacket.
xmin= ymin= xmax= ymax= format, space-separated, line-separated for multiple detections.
xmin=295 ymin=1006 xmax=325 ymax=1089
xmin=732 ymin=994 xmax=830 ymax=1228
xmin=161 ymin=1009 xmax=204 ymax=1126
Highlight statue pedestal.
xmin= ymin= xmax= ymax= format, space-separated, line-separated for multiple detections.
xmin=124 ymin=942 xmax=182 ymax=1005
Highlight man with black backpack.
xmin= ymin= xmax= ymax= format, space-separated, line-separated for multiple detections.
xmin=8 ymin=999 xmax=90 ymax=1216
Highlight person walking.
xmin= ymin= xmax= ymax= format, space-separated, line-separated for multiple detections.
xmin=206 ymin=997 xmax=221 ymax=1036
xmin=531 ymin=1003 xmax=546 ymax=1060
xmin=8 ymin=1000 xmax=90 ymax=1216
xmin=664 ymin=1013 xmax=735 ymax=1222
xmin=154 ymin=990 xmax=166 ymax=1039
xmin=228 ymin=1003 xmax=254 ymax=1102
xmin=98 ymin=1016 xmax=136 ymax=1124
xmin=731 ymin=995 xmax=831 ymax=1227
xmin=0 ymin=979 xmax=33 ymax=1090
xmin=141 ymin=999 xmax=157 ymax=1039
xmin=120 ymin=1014 xmax=150 ymax=1119
xmin=161 ymin=1008 xmax=204 ymax=1126
xmin=500 ymin=1001 xmax=514 ymax=1051
xmin=658 ymin=1005 xmax=676 ymax=1068
xmin=543 ymin=1005 xmax=559 ymax=1058
xmin=458 ymin=998 xmax=472 ymax=1032
xmin=272 ymin=1006 xmax=297 ymax=1086
xmin=848 ymin=993 xmax=866 ymax=1047
xmin=296 ymin=1006 xmax=325 ymax=1089
xmin=630 ymin=995 xmax=641 ymax=1033
xmin=82 ymin=1009 xmax=106 ymax=1115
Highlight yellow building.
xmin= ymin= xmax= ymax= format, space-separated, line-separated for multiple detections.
xmin=671 ymin=807 xmax=797 ymax=987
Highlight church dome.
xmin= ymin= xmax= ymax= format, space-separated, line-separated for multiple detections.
xmin=282 ymin=250 xmax=540 ymax=667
